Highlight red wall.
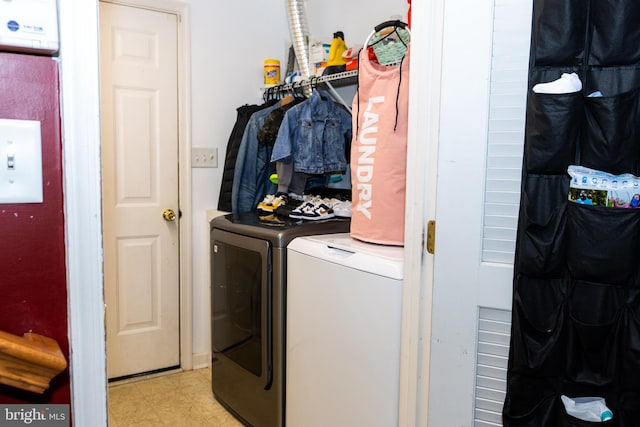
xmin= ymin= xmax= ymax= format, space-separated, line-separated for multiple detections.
xmin=0 ymin=52 xmax=70 ymax=405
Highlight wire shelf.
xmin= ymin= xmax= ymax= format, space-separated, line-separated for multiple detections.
xmin=262 ymin=70 xmax=358 ymax=98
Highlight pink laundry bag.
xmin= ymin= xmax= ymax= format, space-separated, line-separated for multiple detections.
xmin=350 ymin=47 xmax=410 ymax=246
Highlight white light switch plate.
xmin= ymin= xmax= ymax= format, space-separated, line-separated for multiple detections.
xmin=0 ymin=118 xmax=42 ymax=203
xmin=192 ymin=147 xmax=218 ymax=168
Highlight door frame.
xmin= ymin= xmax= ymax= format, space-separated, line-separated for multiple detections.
xmin=60 ymin=0 xmax=192 ymax=423
xmin=399 ymin=0 xmax=443 ymax=425
xmin=61 ymin=0 xmax=440 ymax=426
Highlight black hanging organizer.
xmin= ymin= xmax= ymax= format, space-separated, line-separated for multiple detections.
xmin=503 ymin=1 xmax=640 ymax=426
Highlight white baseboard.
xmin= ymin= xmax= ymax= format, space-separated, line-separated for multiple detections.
xmin=192 ymin=352 xmax=210 ymax=369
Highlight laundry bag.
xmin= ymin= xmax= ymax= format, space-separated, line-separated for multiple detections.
xmin=350 ymin=45 xmax=410 ymax=246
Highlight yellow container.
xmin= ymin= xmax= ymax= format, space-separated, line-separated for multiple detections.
xmin=264 ymin=59 xmax=280 ymax=85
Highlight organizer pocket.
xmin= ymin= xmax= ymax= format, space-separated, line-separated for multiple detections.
xmin=561 ymin=411 xmax=615 ymax=427
xmin=531 ymin=0 xmax=587 ymax=66
xmin=510 ymin=275 xmax=567 ymax=376
xmin=503 ymin=384 xmax=559 ymax=427
xmin=617 ymin=392 xmax=640 ymax=426
xmin=582 ymin=87 xmax=640 ymax=176
xmin=589 ymin=0 xmax=640 ymax=66
xmin=566 ymin=203 xmax=640 ymax=284
xmin=525 ymin=91 xmax=582 ymax=174
xmin=584 ymin=68 xmax=640 ymax=100
xmin=517 ymin=175 xmax=569 ymax=276
xmin=621 ymin=290 xmax=640 ymax=389
xmin=567 ymin=281 xmax=623 ymax=386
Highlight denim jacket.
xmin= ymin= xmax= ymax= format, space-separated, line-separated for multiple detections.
xmin=271 ymin=90 xmax=352 ymax=174
xmin=231 ymin=102 xmax=279 ymax=212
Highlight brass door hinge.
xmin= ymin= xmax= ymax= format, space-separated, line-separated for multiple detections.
xmin=426 ymin=220 xmax=436 ymax=254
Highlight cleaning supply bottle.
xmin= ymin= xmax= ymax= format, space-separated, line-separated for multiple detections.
xmin=323 ymin=31 xmax=347 ymax=75
xmin=327 ymin=31 xmax=347 ymax=66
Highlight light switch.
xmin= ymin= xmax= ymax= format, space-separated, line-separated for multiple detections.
xmin=0 ymin=118 xmax=42 ymax=203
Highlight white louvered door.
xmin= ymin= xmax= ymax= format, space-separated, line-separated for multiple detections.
xmin=428 ymin=0 xmax=532 ymax=425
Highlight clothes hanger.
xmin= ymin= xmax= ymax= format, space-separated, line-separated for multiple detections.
xmin=264 ymin=86 xmax=275 ymax=102
xmin=294 ymin=81 xmax=305 ymax=99
xmin=280 ymin=93 xmax=294 ymax=106
xmin=278 ymin=83 xmax=294 ymax=106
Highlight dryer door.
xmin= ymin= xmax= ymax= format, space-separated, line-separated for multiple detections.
xmin=211 ymin=228 xmax=272 ymax=388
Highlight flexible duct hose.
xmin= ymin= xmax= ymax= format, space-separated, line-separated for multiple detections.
xmin=285 ymin=0 xmax=311 ymax=80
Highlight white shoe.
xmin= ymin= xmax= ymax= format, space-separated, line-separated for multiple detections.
xmin=532 ymin=72 xmax=582 ymax=94
xmin=332 ymin=200 xmax=352 ymax=217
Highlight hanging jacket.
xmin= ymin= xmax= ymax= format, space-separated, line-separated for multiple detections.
xmin=218 ymin=102 xmax=275 ymax=211
xmin=231 ymin=102 xmax=280 ymax=213
xmin=257 ymin=97 xmax=305 ymax=146
xmin=271 ymin=90 xmax=352 ymax=174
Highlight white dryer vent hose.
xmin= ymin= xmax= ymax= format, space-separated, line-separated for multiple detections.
xmin=285 ymin=0 xmax=311 ymax=80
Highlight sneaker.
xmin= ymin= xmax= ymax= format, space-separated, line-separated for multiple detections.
xmin=332 ymin=200 xmax=352 ymax=217
xmin=296 ymin=198 xmax=335 ymax=221
xmin=289 ymin=195 xmax=322 ymax=219
xmin=274 ymin=193 xmax=305 ymax=218
xmin=532 ymin=72 xmax=582 ymax=94
xmin=305 ymin=201 xmax=335 ymax=220
xmin=257 ymin=193 xmax=287 ymax=213
xmin=289 ymin=199 xmax=316 ymax=219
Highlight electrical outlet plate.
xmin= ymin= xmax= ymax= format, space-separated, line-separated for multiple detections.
xmin=191 ymin=147 xmax=218 ymax=168
xmin=0 ymin=118 xmax=42 ymax=204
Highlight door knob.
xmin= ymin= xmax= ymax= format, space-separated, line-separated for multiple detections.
xmin=162 ymin=208 xmax=177 ymax=221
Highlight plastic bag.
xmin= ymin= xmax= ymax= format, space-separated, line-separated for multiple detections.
xmin=560 ymin=395 xmax=613 ymax=422
xmin=567 ymin=165 xmax=640 ymax=208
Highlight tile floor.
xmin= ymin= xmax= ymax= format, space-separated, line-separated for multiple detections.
xmin=108 ymin=368 xmax=244 ymax=427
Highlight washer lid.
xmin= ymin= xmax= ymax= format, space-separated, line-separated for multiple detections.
xmin=288 ymin=233 xmax=404 ymax=280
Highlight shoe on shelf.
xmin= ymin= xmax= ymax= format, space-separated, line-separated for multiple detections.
xmin=332 ymin=200 xmax=352 ymax=217
xmin=289 ymin=195 xmax=322 ymax=219
xmin=257 ymin=193 xmax=287 ymax=213
xmin=275 ymin=194 xmax=305 ymax=218
xmin=288 ymin=200 xmax=315 ymax=220
xmin=304 ymin=200 xmax=335 ymax=221
xmin=290 ymin=197 xmax=335 ymax=221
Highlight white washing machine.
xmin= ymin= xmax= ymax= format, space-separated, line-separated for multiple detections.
xmin=286 ymin=233 xmax=404 ymax=427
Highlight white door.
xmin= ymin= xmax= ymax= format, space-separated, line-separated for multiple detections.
xmin=100 ymin=1 xmax=180 ymax=379
xmin=427 ymin=0 xmax=532 ymax=425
